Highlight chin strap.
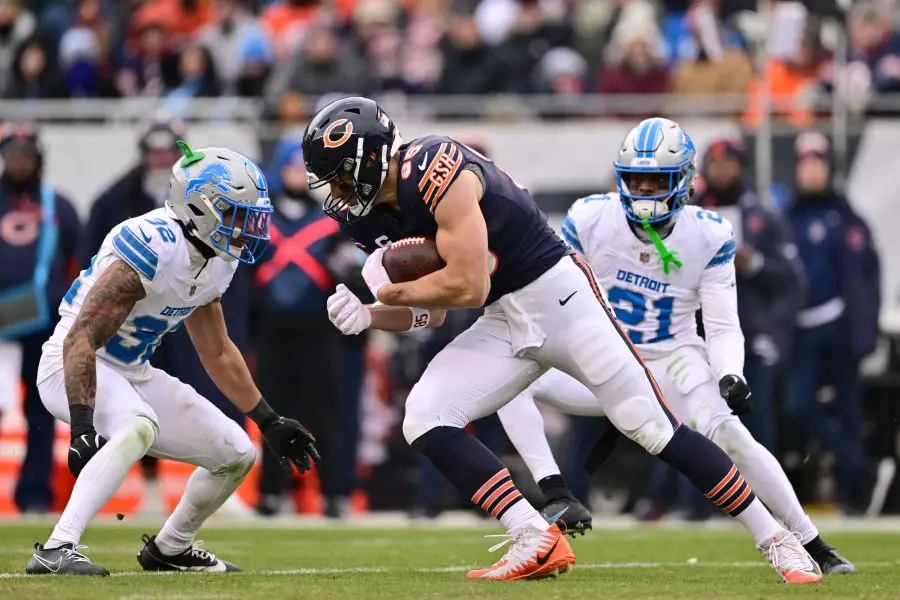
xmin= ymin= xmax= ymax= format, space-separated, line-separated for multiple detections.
xmin=641 ymin=218 xmax=683 ymax=275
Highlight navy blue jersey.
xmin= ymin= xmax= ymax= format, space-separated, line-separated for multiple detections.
xmin=341 ymin=135 xmax=569 ymax=306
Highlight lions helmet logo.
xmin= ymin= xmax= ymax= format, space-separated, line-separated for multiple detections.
xmin=323 ymin=119 xmax=354 ymax=149
xmin=184 ymin=163 xmax=233 ymax=199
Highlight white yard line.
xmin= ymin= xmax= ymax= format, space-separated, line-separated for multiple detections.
xmin=1 ymin=561 xmax=895 ymax=579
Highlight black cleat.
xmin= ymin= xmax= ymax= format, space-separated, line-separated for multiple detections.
xmin=811 ymin=546 xmax=856 ymax=575
xmin=137 ymin=534 xmax=240 ymax=572
xmin=25 ymin=543 xmax=110 ymax=576
xmin=541 ymin=497 xmax=593 ymax=537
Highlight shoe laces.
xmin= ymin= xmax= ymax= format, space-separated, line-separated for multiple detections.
xmin=59 ymin=544 xmax=92 ymax=564
xmin=482 ymin=527 xmax=540 ymax=563
xmin=764 ymin=532 xmax=817 ymax=573
xmin=187 ymin=541 xmax=216 ymax=563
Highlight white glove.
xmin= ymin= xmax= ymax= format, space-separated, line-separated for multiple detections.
xmin=327 ymin=284 xmax=372 ymax=335
xmin=361 ymin=246 xmax=392 ymax=301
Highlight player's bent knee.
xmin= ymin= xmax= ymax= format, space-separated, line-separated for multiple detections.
xmin=212 ymin=430 xmax=257 ymax=478
xmin=607 ymin=395 xmax=674 ymax=455
xmin=119 ymin=415 xmax=158 ymax=454
xmin=402 ymin=408 xmax=439 ymax=445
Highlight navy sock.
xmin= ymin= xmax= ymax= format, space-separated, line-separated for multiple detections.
xmin=658 ymin=425 xmax=756 ymax=516
xmin=411 ymin=426 xmax=525 ymax=518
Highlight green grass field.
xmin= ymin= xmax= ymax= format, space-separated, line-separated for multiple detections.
xmin=1 ymin=521 xmax=898 ymax=599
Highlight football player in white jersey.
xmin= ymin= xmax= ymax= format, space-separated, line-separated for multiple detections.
xmin=497 ymin=117 xmax=853 ymax=575
xmin=27 ymin=142 xmax=319 ymax=576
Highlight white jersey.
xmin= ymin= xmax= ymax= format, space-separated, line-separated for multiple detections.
xmin=562 ymin=193 xmax=744 ymax=379
xmin=38 ymin=207 xmax=237 ymax=383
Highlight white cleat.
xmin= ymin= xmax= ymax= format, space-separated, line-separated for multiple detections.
xmin=466 ymin=523 xmax=576 ymax=581
xmin=759 ymin=530 xmax=823 ymax=584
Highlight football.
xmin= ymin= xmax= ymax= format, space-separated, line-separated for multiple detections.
xmin=382 ymin=237 xmax=446 ymax=283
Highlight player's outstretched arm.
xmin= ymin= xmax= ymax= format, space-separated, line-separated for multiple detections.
xmin=185 ymin=298 xmax=261 ymax=413
xmin=63 ymin=259 xmax=147 ymax=475
xmin=376 ymin=170 xmax=491 ymax=309
xmin=186 ymin=299 xmax=319 ymax=472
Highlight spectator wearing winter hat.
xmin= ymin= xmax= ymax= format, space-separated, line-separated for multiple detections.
xmin=198 ymin=0 xmax=272 ymax=96
xmin=57 ymin=26 xmax=115 ymax=97
xmin=597 ymin=20 xmax=669 ymax=118
xmin=785 ymin=132 xmax=880 ymax=513
xmin=820 ymin=1 xmax=900 ymax=116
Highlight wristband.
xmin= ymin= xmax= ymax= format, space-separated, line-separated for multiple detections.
xmin=69 ymin=405 xmax=95 ymax=438
xmin=246 ymin=396 xmax=278 ymax=429
xmin=408 ymin=307 xmax=431 ymax=331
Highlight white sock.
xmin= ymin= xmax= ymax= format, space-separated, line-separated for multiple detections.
xmin=712 ymin=421 xmax=819 ymax=544
xmin=501 ymin=498 xmax=551 ymax=533
xmin=154 ymin=460 xmax=253 ymax=556
xmin=733 ymin=497 xmax=783 ymax=547
xmin=498 ymin=391 xmax=561 ymax=482
xmin=46 ymin=416 xmax=156 ymax=548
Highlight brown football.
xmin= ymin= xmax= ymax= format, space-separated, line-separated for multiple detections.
xmin=383 ymin=237 xmax=446 ymax=283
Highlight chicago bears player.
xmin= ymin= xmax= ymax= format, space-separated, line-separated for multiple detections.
xmin=499 ymin=118 xmax=853 ymax=575
xmin=309 ymin=97 xmax=820 ymax=583
xmin=27 ymin=143 xmax=319 ymax=575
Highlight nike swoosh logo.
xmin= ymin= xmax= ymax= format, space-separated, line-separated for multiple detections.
xmin=418 ymin=154 xmax=429 ymax=171
xmin=558 ymin=291 xmax=577 ymax=306
xmin=33 ymin=554 xmax=62 ymax=572
xmin=545 ymin=506 xmax=569 ymax=525
xmin=139 ymin=228 xmax=152 ymax=244
xmin=535 ymin=538 xmax=560 ymax=566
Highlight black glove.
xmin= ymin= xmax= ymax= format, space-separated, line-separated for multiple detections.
xmin=260 ymin=416 xmax=321 ymax=473
xmin=248 ymin=397 xmax=320 ymax=473
xmin=68 ymin=405 xmax=107 ymax=477
xmin=719 ymin=374 xmax=752 ymax=416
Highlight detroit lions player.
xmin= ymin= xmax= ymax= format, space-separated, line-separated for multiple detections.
xmin=313 ymin=98 xmax=820 ymax=583
xmin=27 ymin=142 xmax=319 ymax=575
xmin=499 ymin=117 xmax=851 ymax=575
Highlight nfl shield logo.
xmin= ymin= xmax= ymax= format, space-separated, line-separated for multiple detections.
xmin=640 ymin=252 xmax=651 ymax=264
xmin=189 ymin=284 xmax=197 ymax=296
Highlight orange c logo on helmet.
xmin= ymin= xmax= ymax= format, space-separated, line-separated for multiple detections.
xmin=322 ymin=119 xmax=354 ymax=149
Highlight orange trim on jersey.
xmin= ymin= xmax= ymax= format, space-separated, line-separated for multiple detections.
xmin=430 ymin=154 xmax=463 ymax=213
xmin=571 ymin=255 xmax=681 ymax=427
xmin=418 ymin=143 xmax=448 ymax=192
xmin=705 ymin=465 xmax=738 ymax=499
xmin=472 ymin=468 xmax=509 ymax=505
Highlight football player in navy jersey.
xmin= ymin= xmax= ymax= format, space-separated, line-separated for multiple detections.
xmin=304 ymin=97 xmax=817 ymax=583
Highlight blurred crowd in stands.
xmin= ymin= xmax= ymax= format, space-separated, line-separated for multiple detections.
xmin=0 ymin=0 xmax=899 ymax=119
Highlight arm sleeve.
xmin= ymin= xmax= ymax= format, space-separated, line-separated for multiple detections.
xmin=700 ymin=242 xmax=745 ymax=381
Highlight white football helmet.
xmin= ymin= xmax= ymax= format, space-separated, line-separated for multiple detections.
xmin=614 ymin=117 xmax=697 ymax=224
xmin=167 ymin=141 xmax=273 ymax=264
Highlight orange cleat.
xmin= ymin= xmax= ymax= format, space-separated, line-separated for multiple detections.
xmin=759 ymin=530 xmax=824 ymax=584
xmin=466 ymin=523 xmax=576 ymax=581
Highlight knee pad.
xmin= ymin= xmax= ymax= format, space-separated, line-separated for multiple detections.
xmin=708 ymin=417 xmax=757 ymax=463
xmin=606 ymin=394 xmax=674 ymax=455
xmin=213 ymin=432 xmax=257 ymax=478
xmin=118 ymin=415 xmax=159 ymax=454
